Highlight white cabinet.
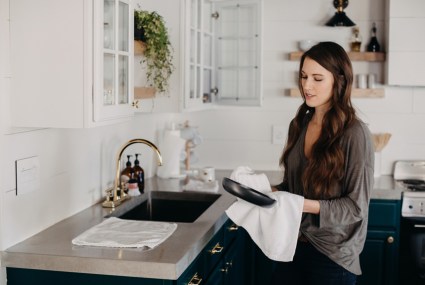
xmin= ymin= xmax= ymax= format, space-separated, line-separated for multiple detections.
xmin=183 ymin=0 xmax=216 ymax=110
xmin=386 ymin=0 xmax=425 ymax=86
xmin=10 ymin=0 xmax=134 ymax=128
xmin=214 ymin=0 xmax=262 ymax=106
xmin=183 ymin=0 xmax=263 ymax=110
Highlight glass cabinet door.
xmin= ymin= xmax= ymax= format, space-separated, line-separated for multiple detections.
xmin=95 ymin=0 xmax=133 ymax=122
xmin=215 ymin=0 xmax=262 ymax=106
xmin=185 ymin=0 xmax=215 ymax=109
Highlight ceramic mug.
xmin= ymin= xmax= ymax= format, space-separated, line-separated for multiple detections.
xmin=357 ymin=74 xmax=367 ymax=89
xmin=368 ymin=73 xmax=376 ymax=89
xmin=200 ymin=167 xmax=215 ymax=182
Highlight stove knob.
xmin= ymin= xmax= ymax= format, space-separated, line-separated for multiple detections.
xmin=387 ymin=236 xmax=394 ymax=244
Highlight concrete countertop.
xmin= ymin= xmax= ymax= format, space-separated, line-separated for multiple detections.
xmin=1 ymin=170 xmax=403 ymax=280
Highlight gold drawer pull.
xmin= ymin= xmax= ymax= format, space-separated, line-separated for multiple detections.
xmin=188 ymin=272 xmax=202 ymax=285
xmin=208 ymin=243 xmax=224 ymax=254
xmin=227 ymin=224 xmax=239 ymax=231
xmin=220 ymin=261 xmax=233 ymax=274
xmin=387 ymin=236 xmax=394 ymax=244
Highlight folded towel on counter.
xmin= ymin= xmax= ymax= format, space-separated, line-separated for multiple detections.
xmin=72 ymin=217 xmax=177 ymax=249
xmin=182 ymin=179 xmax=219 ymax=193
xmin=225 ymin=166 xmax=304 ymax=262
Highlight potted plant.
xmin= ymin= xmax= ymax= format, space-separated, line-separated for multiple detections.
xmin=134 ymin=9 xmax=174 ymax=93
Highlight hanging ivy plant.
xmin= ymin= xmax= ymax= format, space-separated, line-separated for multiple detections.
xmin=134 ymin=10 xmax=174 ymax=93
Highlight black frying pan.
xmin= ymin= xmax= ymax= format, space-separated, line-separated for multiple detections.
xmin=222 ymin=177 xmax=276 ymax=207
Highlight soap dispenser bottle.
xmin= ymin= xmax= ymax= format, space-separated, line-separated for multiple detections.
xmin=120 ymin=155 xmax=133 ymax=192
xmin=133 ymin=153 xmax=145 ymax=193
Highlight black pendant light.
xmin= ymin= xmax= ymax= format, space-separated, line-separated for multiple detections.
xmin=326 ymin=0 xmax=356 ymax=27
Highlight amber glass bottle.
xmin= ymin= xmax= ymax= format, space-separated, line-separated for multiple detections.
xmin=120 ymin=155 xmax=133 ymax=193
xmin=133 ymin=153 xmax=145 ymax=193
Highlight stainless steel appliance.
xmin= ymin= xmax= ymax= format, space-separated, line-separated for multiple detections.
xmin=395 ymin=161 xmax=425 ymax=284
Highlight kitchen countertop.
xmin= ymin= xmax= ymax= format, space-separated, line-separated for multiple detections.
xmin=1 ymin=170 xmax=404 ymax=280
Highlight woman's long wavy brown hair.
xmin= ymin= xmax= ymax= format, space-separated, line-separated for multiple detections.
xmin=279 ymin=42 xmax=357 ymax=199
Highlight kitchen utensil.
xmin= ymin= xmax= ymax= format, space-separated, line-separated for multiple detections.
xmin=372 ymin=133 xmax=392 ymax=152
xmin=222 ymin=177 xmax=276 ymax=207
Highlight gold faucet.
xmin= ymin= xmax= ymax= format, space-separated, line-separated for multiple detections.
xmin=102 ymin=139 xmax=162 ymax=208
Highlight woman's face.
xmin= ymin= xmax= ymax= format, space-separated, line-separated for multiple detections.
xmin=301 ymin=57 xmax=334 ymax=112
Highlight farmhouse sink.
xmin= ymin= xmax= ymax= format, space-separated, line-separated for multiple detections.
xmin=106 ymin=191 xmax=221 ymax=223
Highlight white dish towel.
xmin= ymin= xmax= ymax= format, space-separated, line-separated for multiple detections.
xmin=72 ymin=217 xmax=177 ymax=249
xmin=225 ymin=166 xmax=304 ymax=262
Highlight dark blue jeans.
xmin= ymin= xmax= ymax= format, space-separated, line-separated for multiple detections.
xmin=271 ymin=241 xmax=357 ymax=285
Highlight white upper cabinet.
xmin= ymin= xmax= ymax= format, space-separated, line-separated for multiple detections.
xmin=183 ymin=0 xmax=263 ymax=111
xmin=183 ymin=0 xmax=217 ymax=110
xmin=10 ymin=0 xmax=134 ymax=128
xmin=214 ymin=0 xmax=262 ymax=106
xmin=386 ymin=0 xmax=425 ymax=86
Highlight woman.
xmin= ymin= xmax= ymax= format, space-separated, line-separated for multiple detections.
xmin=272 ymin=42 xmax=374 ymax=284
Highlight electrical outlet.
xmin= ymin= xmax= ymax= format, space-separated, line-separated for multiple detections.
xmin=272 ymin=125 xmax=287 ymax=145
xmin=15 ymin=156 xmax=40 ymax=195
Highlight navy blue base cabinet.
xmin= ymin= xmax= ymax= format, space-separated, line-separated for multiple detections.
xmin=358 ymin=199 xmax=400 ymax=285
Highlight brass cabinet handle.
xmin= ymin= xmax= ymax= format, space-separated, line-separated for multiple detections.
xmin=132 ymin=100 xmax=139 ymax=108
xmin=227 ymin=224 xmax=239 ymax=231
xmin=208 ymin=243 xmax=224 ymax=254
xmin=220 ymin=261 xmax=233 ymax=274
xmin=387 ymin=236 xmax=394 ymax=244
xmin=188 ymin=272 xmax=202 ymax=285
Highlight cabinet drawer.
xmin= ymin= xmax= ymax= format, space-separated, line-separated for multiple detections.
xmin=177 ymin=225 xmax=225 ymax=285
xmin=368 ymin=200 xmax=400 ymax=228
xmin=223 ymin=219 xmax=240 ymax=248
xmin=199 ymin=226 xmax=225 ymax=278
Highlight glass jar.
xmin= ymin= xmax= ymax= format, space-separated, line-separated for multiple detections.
xmin=350 ymin=27 xmax=362 ymax=52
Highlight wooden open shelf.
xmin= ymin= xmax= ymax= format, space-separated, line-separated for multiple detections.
xmin=289 ymin=51 xmax=386 ymax=62
xmin=289 ymin=88 xmax=385 ymax=98
xmin=134 ymin=86 xmax=156 ymax=99
xmin=134 ymin=40 xmax=146 ymax=55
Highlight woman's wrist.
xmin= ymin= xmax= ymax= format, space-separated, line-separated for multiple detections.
xmin=303 ymin=199 xmax=320 ymax=214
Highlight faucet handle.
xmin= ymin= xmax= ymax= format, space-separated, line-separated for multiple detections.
xmin=105 ymin=188 xmax=114 ymax=201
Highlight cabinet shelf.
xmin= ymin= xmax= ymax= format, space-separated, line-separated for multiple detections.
xmin=218 ymin=35 xmax=257 ymax=40
xmin=289 ymin=51 xmax=386 ymax=62
xmin=218 ymin=65 xmax=258 ymax=70
xmin=289 ymin=88 xmax=385 ymax=98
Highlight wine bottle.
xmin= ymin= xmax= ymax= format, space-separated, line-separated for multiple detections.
xmin=367 ymin=23 xmax=381 ymax=52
